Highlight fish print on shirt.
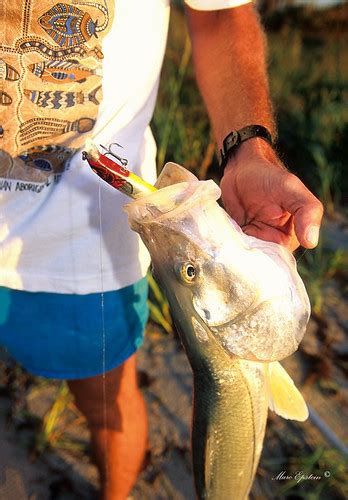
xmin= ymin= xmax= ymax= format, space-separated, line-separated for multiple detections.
xmin=38 ymin=2 xmax=109 ymax=47
xmin=0 ymin=1 xmax=114 ymax=184
xmin=28 ymin=59 xmax=102 ymax=84
xmin=24 ymin=85 xmax=102 ymax=108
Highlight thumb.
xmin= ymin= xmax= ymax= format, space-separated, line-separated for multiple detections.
xmin=279 ymin=174 xmax=324 ymax=248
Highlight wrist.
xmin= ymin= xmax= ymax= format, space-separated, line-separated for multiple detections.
xmin=223 ymin=137 xmax=283 ymax=173
xmin=219 ymin=125 xmax=276 ymax=170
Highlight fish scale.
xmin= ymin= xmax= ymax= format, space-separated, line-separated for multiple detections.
xmin=193 ymin=363 xmax=268 ymax=499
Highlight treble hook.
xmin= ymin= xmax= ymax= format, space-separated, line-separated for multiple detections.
xmin=100 ymin=143 xmax=129 ymax=167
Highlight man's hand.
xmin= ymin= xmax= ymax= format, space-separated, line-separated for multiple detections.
xmin=220 ymin=140 xmax=324 ymax=251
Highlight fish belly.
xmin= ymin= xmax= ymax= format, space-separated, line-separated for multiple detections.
xmin=192 ymin=359 xmax=268 ymax=500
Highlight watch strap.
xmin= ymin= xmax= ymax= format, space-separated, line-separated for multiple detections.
xmin=220 ymin=125 xmax=273 ymax=169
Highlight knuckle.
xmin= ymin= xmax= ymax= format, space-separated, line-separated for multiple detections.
xmin=316 ymin=198 xmax=324 ymax=215
xmin=281 ymin=172 xmax=301 ymax=191
xmin=307 ymin=193 xmax=324 ymax=217
xmin=312 ymin=199 xmax=325 ymax=222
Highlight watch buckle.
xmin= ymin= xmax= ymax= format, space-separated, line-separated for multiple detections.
xmin=220 ymin=131 xmax=239 ymax=167
xmin=223 ymin=131 xmax=239 ymax=152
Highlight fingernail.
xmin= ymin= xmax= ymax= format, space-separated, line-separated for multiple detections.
xmin=306 ymin=225 xmax=319 ymax=246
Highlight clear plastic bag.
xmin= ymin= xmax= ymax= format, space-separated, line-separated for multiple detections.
xmin=125 ymin=163 xmax=310 ymax=362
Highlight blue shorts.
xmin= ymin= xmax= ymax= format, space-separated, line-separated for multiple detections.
xmin=0 ymin=278 xmax=148 ymax=380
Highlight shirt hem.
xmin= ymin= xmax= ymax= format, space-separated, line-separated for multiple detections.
xmin=21 ymin=343 xmax=142 ymax=380
xmin=0 ymin=259 xmax=150 ymax=294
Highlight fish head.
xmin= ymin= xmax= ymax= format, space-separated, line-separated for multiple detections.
xmin=125 ymin=164 xmax=310 ymax=363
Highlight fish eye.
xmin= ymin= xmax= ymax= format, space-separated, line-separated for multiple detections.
xmin=179 ymin=262 xmax=197 ymax=283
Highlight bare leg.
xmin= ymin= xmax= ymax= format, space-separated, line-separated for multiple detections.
xmin=68 ymin=354 xmax=147 ymax=500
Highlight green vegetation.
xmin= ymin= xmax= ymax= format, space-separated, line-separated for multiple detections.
xmin=35 ymin=382 xmax=71 ymax=453
xmin=147 ymin=271 xmax=173 ymax=335
xmin=284 ymin=447 xmax=347 ymax=498
xmin=298 ymin=242 xmax=346 ymax=315
xmin=267 ymin=13 xmax=348 ymax=209
xmin=152 ymin=8 xmax=213 ymax=179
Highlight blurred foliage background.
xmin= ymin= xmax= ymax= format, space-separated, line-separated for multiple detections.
xmin=153 ymin=2 xmax=348 ymax=209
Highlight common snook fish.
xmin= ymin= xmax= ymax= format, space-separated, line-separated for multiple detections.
xmin=125 ymin=163 xmax=310 ymax=500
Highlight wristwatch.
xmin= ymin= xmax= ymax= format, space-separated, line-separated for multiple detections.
xmin=219 ymin=125 xmax=273 ymax=169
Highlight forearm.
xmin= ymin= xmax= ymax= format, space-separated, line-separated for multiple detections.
xmin=187 ymin=4 xmax=275 ymax=150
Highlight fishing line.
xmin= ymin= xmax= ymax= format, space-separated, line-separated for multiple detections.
xmin=97 ymin=179 xmax=109 ymax=487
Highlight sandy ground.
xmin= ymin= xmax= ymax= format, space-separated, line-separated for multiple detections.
xmin=0 ymin=332 xmax=195 ymax=500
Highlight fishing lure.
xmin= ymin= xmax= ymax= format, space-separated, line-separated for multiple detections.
xmin=82 ymin=141 xmax=156 ymax=198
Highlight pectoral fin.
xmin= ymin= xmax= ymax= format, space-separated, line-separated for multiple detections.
xmin=266 ymin=361 xmax=308 ymax=421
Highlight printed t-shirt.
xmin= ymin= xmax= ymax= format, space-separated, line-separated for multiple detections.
xmin=0 ymin=0 xmax=250 ymax=294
